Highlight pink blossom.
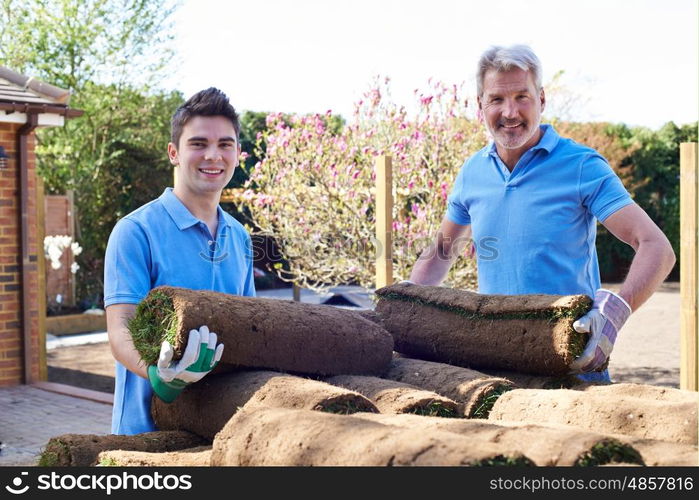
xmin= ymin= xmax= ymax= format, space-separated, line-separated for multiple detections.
xmin=256 ymin=194 xmax=275 ymax=206
xmin=440 ymin=182 xmax=449 ymax=201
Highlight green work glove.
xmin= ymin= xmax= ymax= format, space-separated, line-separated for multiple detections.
xmin=147 ymin=325 xmax=224 ymax=403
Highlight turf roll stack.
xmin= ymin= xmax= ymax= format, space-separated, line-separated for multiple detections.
xmin=129 ymin=286 xmax=393 ymax=376
xmin=39 ymin=431 xmax=207 ymax=467
xmin=489 ymin=388 xmax=698 ymax=444
xmin=353 ymin=413 xmax=645 ymax=466
xmin=384 ymin=357 xmax=514 ymax=418
xmin=97 ymin=446 xmax=212 ymax=466
xmin=210 ymin=406 xmax=534 ymax=466
xmin=151 ymin=370 xmax=378 ymax=440
xmin=375 ymin=283 xmax=592 ymax=375
xmin=324 ymin=374 xmax=461 ymax=417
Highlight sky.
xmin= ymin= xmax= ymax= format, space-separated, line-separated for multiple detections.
xmin=164 ymin=0 xmax=698 ymax=130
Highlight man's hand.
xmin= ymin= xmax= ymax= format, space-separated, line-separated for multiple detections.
xmin=147 ymin=325 xmax=224 ymax=403
xmin=569 ymin=289 xmax=631 ymax=373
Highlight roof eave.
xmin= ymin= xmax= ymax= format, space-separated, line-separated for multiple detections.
xmin=0 ymin=66 xmax=72 ymax=105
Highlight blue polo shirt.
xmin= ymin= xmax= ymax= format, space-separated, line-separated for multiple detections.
xmin=104 ymin=187 xmax=256 ymax=434
xmin=446 ymin=124 xmax=633 ymax=297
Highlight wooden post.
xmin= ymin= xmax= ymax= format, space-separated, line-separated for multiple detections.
xmin=292 ymin=283 xmax=301 ymax=302
xmin=375 ymin=155 xmax=393 ymax=289
xmin=680 ymin=142 xmax=698 ymax=391
xmin=66 ymin=189 xmax=76 ymax=306
xmin=37 ymin=177 xmax=48 ymax=381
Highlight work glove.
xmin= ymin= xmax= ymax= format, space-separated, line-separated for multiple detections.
xmin=569 ymin=289 xmax=631 ymax=374
xmin=147 ymin=325 xmax=224 ymax=403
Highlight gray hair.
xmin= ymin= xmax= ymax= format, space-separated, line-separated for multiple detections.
xmin=476 ymin=45 xmax=543 ymax=97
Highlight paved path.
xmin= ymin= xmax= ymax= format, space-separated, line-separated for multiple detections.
xmin=0 ymin=385 xmax=111 ymax=466
xmin=606 ymin=282 xmax=680 ymax=387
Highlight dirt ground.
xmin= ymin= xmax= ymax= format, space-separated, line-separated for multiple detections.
xmin=47 ymin=342 xmax=116 ymax=393
xmin=46 ymin=282 xmax=684 ymax=392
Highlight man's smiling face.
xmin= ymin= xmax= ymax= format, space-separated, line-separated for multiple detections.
xmin=168 ymin=115 xmax=240 ymax=198
xmin=478 ymin=67 xmax=545 ymax=163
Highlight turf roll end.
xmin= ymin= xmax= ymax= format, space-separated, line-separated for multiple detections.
xmin=128 ymin=290 xmax=178 ymax=366
xmin=474 ymin=455 xmax=536 ymax=466
xmin=471 ymin=384 xmax=513 ymax=419
xmin=575 ymin=441 xmax=645 ymax=467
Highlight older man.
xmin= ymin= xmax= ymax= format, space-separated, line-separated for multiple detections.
xmin=409 ymin=45 xmax=675 ymax=381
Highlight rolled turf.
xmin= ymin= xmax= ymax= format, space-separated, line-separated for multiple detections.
xmin=97 ymin=446 xmax=212 ymax=466
xmin=572 ymin=383 xmax=699 ymax=402
xmin=128 ymin=286 xmax=393 ymax=376
xmin=489 ymin=388 xmax=698 ymax=444
xmin=324 ymin=374 xmax=461 ymax=417
xmin=615 ymin=437 xmax=698 ymax=466
xmin=375 ymin=283 xmax=592 ymax=375
xmin=38 ymin=431 xmax=207 ymax=467
xmin=479 ymin=368 xmax=587 ymax=390
xmin=151 ymin=370 xmax=378 ymax=440
xmin=383 ymin=357 xmax=514 ymax=418
xmin=353 ymin=413 xmax=644 ymax=466
xmin=210 ymin=406 xmax=534 ymax=466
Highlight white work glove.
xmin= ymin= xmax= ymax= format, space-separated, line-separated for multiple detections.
xmin=147 ymin=325 xmax=224 ymax=403
xmin=569 ymin=289 xmax=631 ymax=373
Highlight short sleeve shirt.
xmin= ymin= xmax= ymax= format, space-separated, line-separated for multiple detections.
xmin=104 ymin=188 xmax=256 ymax=434
xmin=446 ymin=124 xmax=633 ymax=297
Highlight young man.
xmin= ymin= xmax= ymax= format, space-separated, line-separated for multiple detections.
xmin=409 ymin=45 xmax=675 ymax=381
xmin=104 ymin=88 xmax=255 ymax=434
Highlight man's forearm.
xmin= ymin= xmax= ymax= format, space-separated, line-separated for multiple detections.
xmin=618 ymin=238 xmax=676 ymax=312
xmin=106 ymin=304 xmax=148 ymax=379
xmin=409 ymin=220 xmax=471 ymax=286
xmin=110 ymin=332 xmax=149 ymax=379
xmin=410 ymin=243 xmax=459 ymax=285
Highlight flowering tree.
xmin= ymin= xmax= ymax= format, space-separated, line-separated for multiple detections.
xmin=234 ymin=78 xmax=487 ymax=291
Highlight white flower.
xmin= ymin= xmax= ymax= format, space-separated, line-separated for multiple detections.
xmin=43 ymin=235 xmax=82 ymax=272
xmin=70 ymin=242 xmax=83 ymax=256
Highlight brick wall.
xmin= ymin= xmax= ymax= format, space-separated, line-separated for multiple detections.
xmin=0 ymin=121 xmax=42 ymax=386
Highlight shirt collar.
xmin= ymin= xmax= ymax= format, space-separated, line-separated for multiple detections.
xmin=484 ymin=123 xmax=560 ymax=158
xmin=159 ymin=188 xmax=232 ymax=231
